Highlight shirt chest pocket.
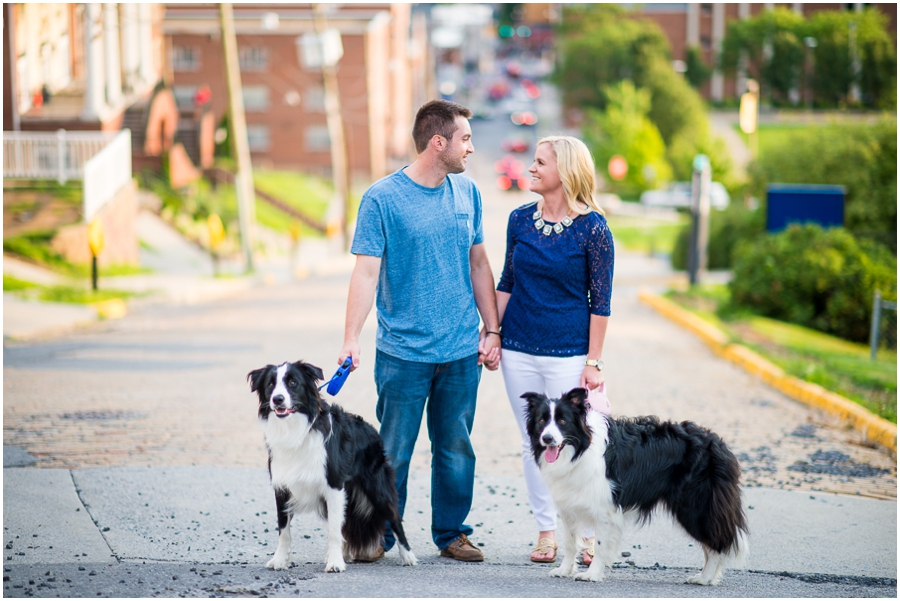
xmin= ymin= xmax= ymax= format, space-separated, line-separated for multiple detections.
xmin=456 ymin=213 xmax=474 ymax=248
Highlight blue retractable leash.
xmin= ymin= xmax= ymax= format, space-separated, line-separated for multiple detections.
xmin=319 ymin=358 xmax=353 ymax=396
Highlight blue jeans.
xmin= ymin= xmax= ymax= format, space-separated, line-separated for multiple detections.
xmin=374 ymin=349 xmax=481 ymax=550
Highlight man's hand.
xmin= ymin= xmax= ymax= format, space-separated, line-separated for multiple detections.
xmin=338 ymin=341 xmax=361 ymax=372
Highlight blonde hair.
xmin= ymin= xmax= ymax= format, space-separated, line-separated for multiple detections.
xmin=537 ymin=136 xmax=604 ymax=215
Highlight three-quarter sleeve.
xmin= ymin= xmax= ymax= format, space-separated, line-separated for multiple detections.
xmin=586 ymin=217 xmax=615 ymax=316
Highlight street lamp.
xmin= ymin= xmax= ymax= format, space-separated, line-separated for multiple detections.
xmin=804 ymin=37 xmax=817 ymax=110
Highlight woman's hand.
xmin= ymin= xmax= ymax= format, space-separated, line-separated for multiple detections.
xmin=580 ymin=366 xmax=604 ymax=391
xmin=478 ymin=327 xmax=501 ymax=371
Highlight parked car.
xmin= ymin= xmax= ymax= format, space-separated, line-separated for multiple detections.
xmin=639 ymin=182 xmax=730 ymax=210
xmin=500 ymin=137 xmax=529 ymax=153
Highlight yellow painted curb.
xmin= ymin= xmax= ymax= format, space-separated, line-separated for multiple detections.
xmin=92 ymin=298 xmax=128 ymax=320
xmin=639 ymin=289 xmax=897 ymax=452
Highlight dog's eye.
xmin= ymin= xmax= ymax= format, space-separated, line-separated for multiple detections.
xmin=288 ymin=379 xmax=297 ymax=387
xmin=266 ymin=382 xmax=274 ymax=391
xmin=558 ymin=419 xmax=566 ymax=425
xmin=538 ymin=419 xmax=545 ymax=425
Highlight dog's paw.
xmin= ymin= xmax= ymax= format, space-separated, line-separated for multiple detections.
xmin=325 ymin=558 xmax=347 ymax=573
xmin=686 ymin=573 xmax=715 ymax=586
xmin=266 ymin=553 xmax=291 ymax=570
xmin=574 ymin=570 xmax=605 ymax=582
xmin=549 ymin=566 xmax=573 ymax=578
xmin=399 ymin=548 xmax=418 ymax=566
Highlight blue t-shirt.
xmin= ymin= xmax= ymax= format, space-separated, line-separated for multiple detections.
xmin=351 ymin=168 xmax=484 ymax=363
xmin=497 ymin=201 xmax=614 ymax=357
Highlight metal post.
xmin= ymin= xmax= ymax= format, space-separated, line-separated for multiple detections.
xmin=220 ymin=3 xmax=256 ymax=272
xmin=869 ymin=289 xmax=882 ymax=360
xmin=688 ymin=154 xmax=711 ymax=286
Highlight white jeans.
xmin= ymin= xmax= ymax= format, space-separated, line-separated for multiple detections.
xmin=500 ymin=349 xmax=588 ymax=532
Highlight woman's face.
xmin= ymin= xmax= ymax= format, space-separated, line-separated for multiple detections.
xmin=528 ymin=143 xmax=562 ymax=197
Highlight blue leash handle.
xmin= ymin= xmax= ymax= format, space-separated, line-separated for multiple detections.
xmin=319 ymin=358 xmax=353 ymax=395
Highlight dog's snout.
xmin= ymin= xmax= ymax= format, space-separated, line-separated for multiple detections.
xmin=541 ymin=433 xmax=555 ymax=445
xmin=272 ymin=394 xmax=285 ymax=405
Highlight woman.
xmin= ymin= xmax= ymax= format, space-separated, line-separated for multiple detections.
xmin=494 ymin=136 xmax=614 ymax=564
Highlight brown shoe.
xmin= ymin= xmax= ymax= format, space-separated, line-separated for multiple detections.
xmin=354 ymin=545 xmax=385 ymax=562
xmin=440 ymin=534 xmax=484 ymax=562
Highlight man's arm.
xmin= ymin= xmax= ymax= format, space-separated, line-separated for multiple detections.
xmin=339 ymin=254 xmax=382 ymax=370
xmin=470 ymin=243 xmax=501 ymax=370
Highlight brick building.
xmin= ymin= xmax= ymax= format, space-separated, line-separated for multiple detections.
xmin=163 ymin=4 xmax=431 ymax=184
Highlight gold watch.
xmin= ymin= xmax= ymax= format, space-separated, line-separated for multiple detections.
xmin=585 ymin=359 xmax=604 ymax=372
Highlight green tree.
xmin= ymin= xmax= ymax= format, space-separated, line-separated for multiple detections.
xmin=720 ymin=7 xmax=896 ymax=109
xmin=685 ymin=45 xmax=712 ymax=90
xmin=554 ymin=4 xmax=731 ymax=184
xmin=584 ymin=81 xmax=672 ymax=196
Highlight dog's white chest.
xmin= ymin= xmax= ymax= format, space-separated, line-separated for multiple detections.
xmin=264 ymin=420 xmax=331 ymax=513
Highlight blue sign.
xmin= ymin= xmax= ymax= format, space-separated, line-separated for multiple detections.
xmin=766 ymin=184 xmax=845 ymax=233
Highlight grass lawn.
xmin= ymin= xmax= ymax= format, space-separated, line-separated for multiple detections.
xmin=606 ymin=211 xmax=687 ymax=256
xmin=3 ymin=274 xmax=138 ymax=304
xmin=665 ymin=284 xmax=897 ymax=423
xmin=732 ymin=123 xmax=836 ymax=157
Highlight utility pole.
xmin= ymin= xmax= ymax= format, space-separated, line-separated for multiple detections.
xmin=220 ymin=3 xmax=256 ymax=272
xmin=313 ymin=4 xmax=352 ymax=252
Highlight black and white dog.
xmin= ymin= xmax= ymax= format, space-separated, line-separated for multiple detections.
xmin=248 ymin=360 xmax=417 ymax=572
xmin=524 ymin=388 xmax=748 ymax=585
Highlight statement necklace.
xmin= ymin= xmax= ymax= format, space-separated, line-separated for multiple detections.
xmin=533 ymin=208 xmax=574 ymax=236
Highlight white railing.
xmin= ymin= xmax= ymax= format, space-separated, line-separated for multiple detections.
xmin=83 ymin=130 xmax=132 ymax=221
xmin=3 ymin=129 xmax=121 ymax=183
xmin=3 ymin=129 xmax=132 ymax=221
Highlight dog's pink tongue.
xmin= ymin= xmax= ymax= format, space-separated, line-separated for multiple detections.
xmin=544 ymin=445 xmax=560 ymax=463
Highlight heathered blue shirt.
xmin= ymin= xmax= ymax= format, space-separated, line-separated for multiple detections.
xmin=351 ymin=168 xmax=484 ymax=363
xmin=497 ymin=201 xmax=614 ymax=357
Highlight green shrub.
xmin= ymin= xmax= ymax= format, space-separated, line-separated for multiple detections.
xmin=729 ymin=224 xmax=897 ymax=342
xmin=749 ymin=117 xmax=897 ymax=251
xmin=671 ymin=203 xmax=766 ymax=270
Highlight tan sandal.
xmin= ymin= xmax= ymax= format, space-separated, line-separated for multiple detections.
xmin=580 ymin=537 xmax=595 ymax=566
xmin=530 ymin=537 xmax=558 ymax=563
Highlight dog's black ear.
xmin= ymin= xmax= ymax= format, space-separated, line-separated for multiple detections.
xmin=295 ymin=361 xmax=325 ymax=383
xmin=521 ymin=391 xmax=547 ymax=407
xmin=563 ymin=387 xmax=588 ymax=409
xmin=248 ymin=366 xmax=273 ymax=392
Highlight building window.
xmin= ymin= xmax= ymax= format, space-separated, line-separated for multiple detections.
xmin=305 ymin=125 xmax=331 ymax=151
xmin=304 ymin=86 xmax=326 ymax=112
xmin=172 ymin=85 xmax=199 ymax=110
xmin=247 ymin=125 xmax=271 ymax=152
xmin=239 ymin=46 xmax=269 ymax=72
xmin=172 ymin=46 xmax=200 ymax=72
xmin=242 ymin=86 xmax=270 ymax=111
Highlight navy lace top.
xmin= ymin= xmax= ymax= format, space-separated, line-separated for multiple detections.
xmin=497 ymin=201 xmax=615 ymax=357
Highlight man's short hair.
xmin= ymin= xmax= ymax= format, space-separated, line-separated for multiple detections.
xmin=412 ymin=100 xmax=472 ymax=154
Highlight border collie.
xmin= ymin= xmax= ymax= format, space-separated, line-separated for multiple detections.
xmin=248 ymin=360 xmax=417 ymax=572
xmin=524 ymin=388 xmax=748 ymax=585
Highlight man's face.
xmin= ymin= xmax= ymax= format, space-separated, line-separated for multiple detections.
xmin=438 ymin=116 xmax=474 ymax=174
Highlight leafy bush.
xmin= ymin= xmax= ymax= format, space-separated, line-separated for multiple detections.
xmin=729 ymin=224 xmax=897 ymax=342
xmin=748 ymin=117 xmax=897 ymax=251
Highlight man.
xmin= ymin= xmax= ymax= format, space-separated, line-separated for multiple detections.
xmin=339 ymin=99 xmax=500 ymax=562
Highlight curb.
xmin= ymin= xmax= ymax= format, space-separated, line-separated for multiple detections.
xmin=638 ymin=289 xmax=897 ymax=452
